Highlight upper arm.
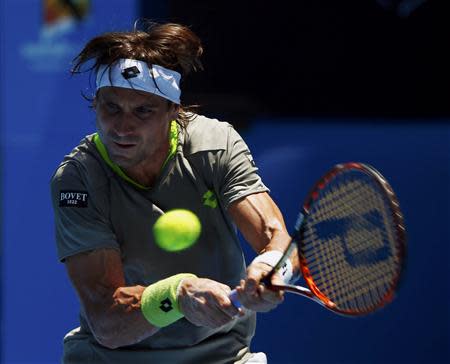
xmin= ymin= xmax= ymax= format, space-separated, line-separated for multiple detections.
xmin=50 ymin=161 xmax=119 ymax=261
xmin=65 ymin=248 xmax=125 ymax=309
xmin=51 ymin=160 xmax=158 ymax=348
xmin=218 ymin=126 xmax=269 ymax=209
xmin=228 ymin=192 xmax=291 ymax=253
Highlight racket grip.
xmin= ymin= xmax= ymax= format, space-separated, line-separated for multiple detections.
xmin=229 ymin=289 xmax=242 ymax=309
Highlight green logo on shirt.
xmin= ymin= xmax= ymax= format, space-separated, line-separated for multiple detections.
xmin=203 ymin=190 xmax=218 ymax=208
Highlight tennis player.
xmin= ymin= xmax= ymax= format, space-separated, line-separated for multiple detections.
xmin=50 ymin=21 xmax=298 ymax=363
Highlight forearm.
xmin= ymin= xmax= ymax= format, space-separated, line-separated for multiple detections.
xmin=229 ymin=192 xmax=300 ymax=273
xmin=261 ymin=233 xmax=301 ymax=275
xmin=84 ymin=285 xmax=159 ymax=349
xmin=66 ymin=249 xmax=162 ymax=349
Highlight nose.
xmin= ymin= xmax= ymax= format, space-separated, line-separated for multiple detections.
xmin=113 ymin=113 xmax=135 ymax=137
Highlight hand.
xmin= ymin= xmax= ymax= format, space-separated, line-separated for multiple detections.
xmin=235 ymin=262 xmax=284 ymax=312
xmin=178 ymin=277 xmax=243 ymax=328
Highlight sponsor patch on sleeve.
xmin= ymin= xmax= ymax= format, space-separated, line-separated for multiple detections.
xmin=245 ymin=152 xmax=256 ymax=167
xmin=59 ymin=190 xmax=89 ymax=208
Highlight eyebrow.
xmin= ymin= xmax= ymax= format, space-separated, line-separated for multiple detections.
xmin=98 ymin=86 xmax=164 ymax=102
xmin=99 ymin=94 xmax=157 ymax=108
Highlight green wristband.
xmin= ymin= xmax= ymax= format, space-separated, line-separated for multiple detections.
xmin=141 ymin=273 xmax=197 ymax=328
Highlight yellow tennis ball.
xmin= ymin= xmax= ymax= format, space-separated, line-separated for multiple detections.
xmin=153 ymin=209 xmax=201 ymax=252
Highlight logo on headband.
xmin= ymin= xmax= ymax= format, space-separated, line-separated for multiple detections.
xmin=121 ymin=66 xmax=140 ymax=79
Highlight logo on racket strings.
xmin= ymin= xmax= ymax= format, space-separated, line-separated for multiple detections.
xmin=314 ymin=210 xmax=392 ymax=267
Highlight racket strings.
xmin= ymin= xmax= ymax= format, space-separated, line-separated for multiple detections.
xmin=312 ymin=227 xmax=395 ymax=309
xmin=301 ymin=172 xmax=400 ymax=313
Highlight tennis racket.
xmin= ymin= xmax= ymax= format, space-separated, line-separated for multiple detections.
xmin=230 ymin=162 xmax=406 ymax=316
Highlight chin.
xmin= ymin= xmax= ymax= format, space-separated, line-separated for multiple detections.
xmin=109 ymin=153 xmax=136 ymax=169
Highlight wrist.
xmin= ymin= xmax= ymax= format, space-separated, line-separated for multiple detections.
xmin=141 ymin=273 xmax=197 ymax=328
xmin=176 ymin=275 xmax=196 ymax=297
xmin=251 ymin=250 xmax=294 ymax=284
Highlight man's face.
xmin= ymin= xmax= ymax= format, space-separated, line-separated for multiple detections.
xmin=94 ymin=87 xmax=178 ymax=169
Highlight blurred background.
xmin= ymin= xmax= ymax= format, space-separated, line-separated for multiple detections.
xmin=1 ymin=0 xmax=448 ymax=363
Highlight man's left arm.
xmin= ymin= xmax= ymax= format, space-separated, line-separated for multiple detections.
xmin=228 ymin=191 xmax=300 ymax=312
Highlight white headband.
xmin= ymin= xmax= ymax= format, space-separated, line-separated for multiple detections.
xmin=96 ymin=59 xmax=181 ymax=104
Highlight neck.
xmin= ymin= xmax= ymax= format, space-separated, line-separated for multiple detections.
xmin=123 ymin=140 xmax=170 ymax=188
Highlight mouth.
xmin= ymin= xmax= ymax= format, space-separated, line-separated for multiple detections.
xmin=113 ymin=141 xmax=136 ymax=149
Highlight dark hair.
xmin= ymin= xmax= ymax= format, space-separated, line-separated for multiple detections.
xmin=71 ymin=21 xmax=203 ymax=126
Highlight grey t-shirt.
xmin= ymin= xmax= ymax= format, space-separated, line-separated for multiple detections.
xmin=50 ymin=114 xmax=269 ymax=363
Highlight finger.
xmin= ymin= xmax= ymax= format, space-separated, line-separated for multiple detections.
xmin=244 ymin=263 xmax=271 ymax=294
xmin=200 ymin=290 xmax=239 ymax=325
xmin=270 ymin=271 xmax=286 ymax=286
xmin=243 ymin=277 xmax=258 ymax=295
xmin=204 ymin=306 xmax=236 ymax=327
xmin=217 ymin=283 xmax=233 ymax=295
xmin=214 ymin=290 xmax=241 ymax=318
xmin=258 ymin=284 xmax=284 ymax=304
xmin=188 ymin=301 xmax=232 ymax=328
xmin=236 ymin=285 xmax=261 ymax=308
xmin=239 ymin=276 xmax=284 ymax=309
xmin=236 ymin=286 xmax=276 ymax=312
xmin=215 ymin=283 xmax=243 ymax=317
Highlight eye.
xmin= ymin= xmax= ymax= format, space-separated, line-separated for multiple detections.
xmin=134 ymin=106 xmax=154 ymax=117
xmin=104 ymin=102 xmax=121 ymax=114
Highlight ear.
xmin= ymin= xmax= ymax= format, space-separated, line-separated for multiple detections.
xmin=169 ymin=102 xmax=180 ymax=119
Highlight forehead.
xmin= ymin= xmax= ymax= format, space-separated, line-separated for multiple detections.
xmin=97 ymin=86 xmax=166 ymax=105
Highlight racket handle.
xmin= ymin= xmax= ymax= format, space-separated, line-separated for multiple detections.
xmin=229 ymin=289 xmax=242 ymax=309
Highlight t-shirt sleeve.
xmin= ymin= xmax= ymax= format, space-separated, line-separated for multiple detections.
xmin=50 ymin=161 xmax=119 ymax=262
xmin=218 ymin=126 xmax=269 ymax=209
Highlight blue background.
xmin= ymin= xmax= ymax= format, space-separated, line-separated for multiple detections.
xmin=1 ymin=1 xmax=139 ymax=363
xmin=1 ymin=1 xmax=449 ymax=363
xmin=241 ymin=120 xmax=449 ymax=363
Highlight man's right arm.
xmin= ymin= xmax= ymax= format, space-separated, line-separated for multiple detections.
xmin=52 ymin=162 xmax=156 ymax=348
xmin=65 ymin=248 xmax=159 ymax=349
xmin=65 ymin=247 xmax=242 ymax=349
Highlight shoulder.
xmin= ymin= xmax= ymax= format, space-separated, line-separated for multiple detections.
xmin=51 ymin=135 xmax=111 ymax=191
xmin=183 ymin=114 xmax=235 ymax=155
